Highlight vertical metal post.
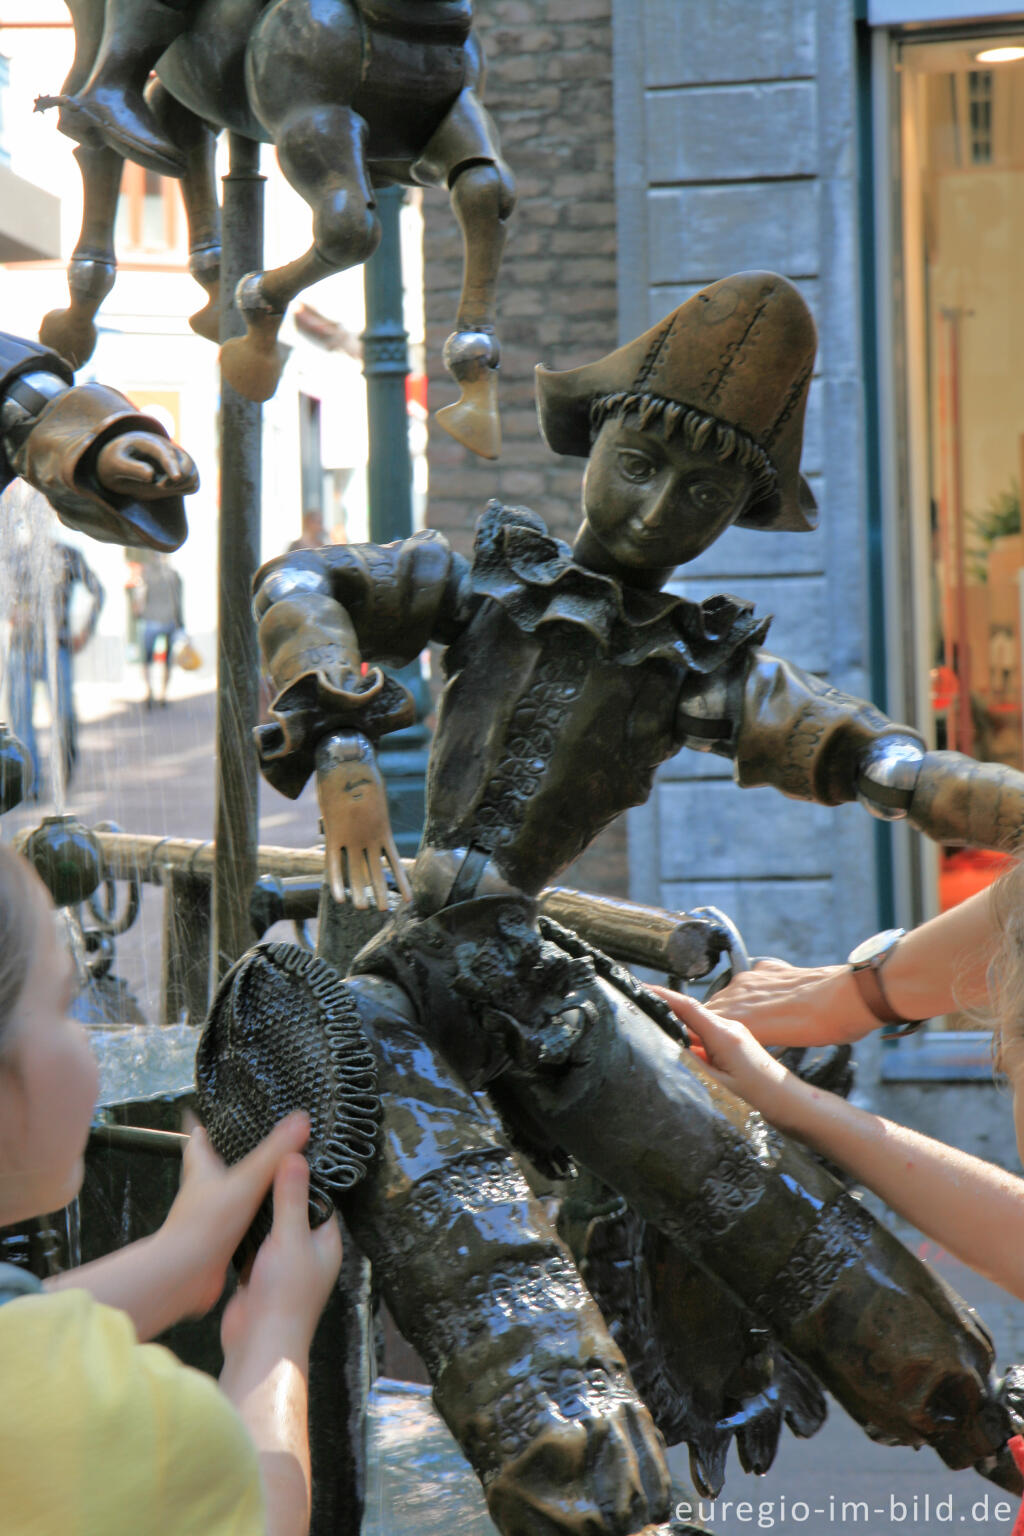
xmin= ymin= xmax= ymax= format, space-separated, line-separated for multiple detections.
xmin=363 ymin=185 xmax=414 ymax=542
xmin=160 ymin=866 xmax=212 ymax=1026
xmin=361 ymin=186 xmax=430 ymax=853
xmin=213 ymin=134 xmax=264 ymax=981
xmin=307 ymin=893 xmax=389 ymax=1536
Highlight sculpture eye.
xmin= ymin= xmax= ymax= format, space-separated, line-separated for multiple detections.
xmin=618 ymin=451 xmax=657 ymax=484
xmin=689 ymin=479 xmax=730 ymax=514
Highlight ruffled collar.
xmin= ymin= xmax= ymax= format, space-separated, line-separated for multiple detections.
xmin=470 ymin=500 xmax=769 ymax=673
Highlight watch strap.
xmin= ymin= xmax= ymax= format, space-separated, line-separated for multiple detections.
xmin=849 ymin=933 xmax=925 ymax=1035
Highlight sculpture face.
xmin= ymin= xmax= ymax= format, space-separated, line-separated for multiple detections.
xmin=581 ymin=414 xmax=755 ymax=575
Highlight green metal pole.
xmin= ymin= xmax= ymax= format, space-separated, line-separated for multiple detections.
xmin=361 ymin=186 xmax=430 ymax=855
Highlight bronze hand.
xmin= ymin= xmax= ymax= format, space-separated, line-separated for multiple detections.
xmin=95 ymin=433 xmax=199 ymax=498
xmin=316 ymin=731 xmax=412 ymax=911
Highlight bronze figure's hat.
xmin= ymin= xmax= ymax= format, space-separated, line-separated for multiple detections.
xmin=535 ymin=271 xmax=818 ymax=532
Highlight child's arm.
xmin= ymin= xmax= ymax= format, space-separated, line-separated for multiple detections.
xmin=707 ymin=886 xmax=997 ymax=1047
xmin=45 ymin=1113 xmax=311 ymax=1340
xmin=656 ymin=988 xmax=1024 ymax=1301
xmin=219 ymin=1153 xmax=343 ymax=1536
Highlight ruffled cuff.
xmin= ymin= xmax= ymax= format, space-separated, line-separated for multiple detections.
xmin=254 ymin=667 xmax=415 ymax=799
xmin=16 ymin=382 xmax=187 ymax=551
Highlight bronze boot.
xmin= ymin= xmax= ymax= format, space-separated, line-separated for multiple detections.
xmin=61 ymin=0 xmax=192 ymax=177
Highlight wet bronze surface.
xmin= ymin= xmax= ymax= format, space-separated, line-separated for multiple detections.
xmin=42 ymin=0 xmax=514 ymax=453
xmin=228 ymin=274 xmax=1024 ymax=1531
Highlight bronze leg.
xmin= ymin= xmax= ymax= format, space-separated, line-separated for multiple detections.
xmin=344 ymin=975 xmax=672 ymax=1536
xmin=493 ymin=977 xmax=1010 ymax=1474
xmin=217 ymin=103 xmax=377 ymax=402
xmin=39 ymin=142 xmax=123 ymax=368
xmin=415 ymin=84 xmax=516 ymax=460
xmin=220 ymin=0 xmax=372 ymax=402
xmin=59 ymin=0 xmax=190 ymax=177
xmin=146 ymin=80 xmax=221 ymax=342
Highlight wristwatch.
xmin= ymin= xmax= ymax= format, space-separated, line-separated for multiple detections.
xmin=846 ymin=928 xmax=925 ymax=1036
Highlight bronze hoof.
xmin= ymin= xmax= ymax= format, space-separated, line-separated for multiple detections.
xmin=189 ymin=290 xmax=221 ymax=345
xmin=436 ymin=370 xmax=502 ymax=459
xmin=219 ymin=325 xmax=287 ymax=403
xmin=38 ymin=308 xmax=98 ymax=370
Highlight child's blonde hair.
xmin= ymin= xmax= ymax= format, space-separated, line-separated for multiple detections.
xmin=986 ymin=857 xmax=1024 ymax=1073
xmin=0 ymin=845 xmax=49 ymax=1058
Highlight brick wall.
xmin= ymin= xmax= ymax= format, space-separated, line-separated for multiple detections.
xmin=422 ymin=0 xmax=628 ymax=895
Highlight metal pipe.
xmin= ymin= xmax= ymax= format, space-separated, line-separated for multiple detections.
xmin=88 ymin=1125 xmax=188 ymax=1157
xmin=89 ymin=831 xmax=728 ymax=978
xmin=213 ymin=133 xmax=265 ymax=982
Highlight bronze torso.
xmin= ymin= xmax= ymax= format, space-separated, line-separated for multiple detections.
xmin=424 ymin=504 xmax=766 ymax=893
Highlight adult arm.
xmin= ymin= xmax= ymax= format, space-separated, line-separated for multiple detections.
xmin=709 ymin=885 xmax=998 ymax=1045
xmin=658 ymin=990 xmax=1024 ymax=1302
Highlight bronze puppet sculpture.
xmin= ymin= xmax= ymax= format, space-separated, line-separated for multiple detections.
xmin=205 ymin=274 xmax=1023 ymax=1535
xmin=0 ymin=329 xmax=196 ymax=551
xmin=39 ymin=0 xmax=514 ymax=456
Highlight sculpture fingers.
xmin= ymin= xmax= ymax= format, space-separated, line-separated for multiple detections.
xmin=342 ymin=846 xmax=373 ymax=911
xmin=326 ymin=836 xmax=349 ymax=907
xmin=367 ymin=850 xmax=389 ymax=912
xmin=382 ymin=835 xmax=412 ymax=904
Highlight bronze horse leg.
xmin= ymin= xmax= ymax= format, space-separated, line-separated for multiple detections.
xmin=218 ymin=0 xmax=375 ymax=401
xmin=405 ymin=29 xmax=516 ymax=458
xmin=38 ymin=94 xmax=219 ymax=369
xmin=146 ymin=81 xmax=222 ymax=343
xmin=38 ymin=0 xmax=219 ymax=367
xmin=219 ymin=103 xmax=378 ymax=402
xmin=37 ymin=0 xmax=120 ymax=367
xmin=38 ymin=141 xmax=122 ymax=369
xmin=414 ymin=71 xmax=517 ymax=460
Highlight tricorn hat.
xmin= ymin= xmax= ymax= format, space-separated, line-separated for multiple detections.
xmin=535 ymin=271 xmax=818 ymax=532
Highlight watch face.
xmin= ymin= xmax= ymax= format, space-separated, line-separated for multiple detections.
xmin=848 ymin=928 xmax=905 ymax=968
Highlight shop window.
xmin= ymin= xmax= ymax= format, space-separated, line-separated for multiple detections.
xmin=893 ymin=33 xmax=1024 ymax=966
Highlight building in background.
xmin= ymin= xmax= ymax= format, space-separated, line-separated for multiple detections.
xmin=0 ymin=2 xmax=425 ymax=681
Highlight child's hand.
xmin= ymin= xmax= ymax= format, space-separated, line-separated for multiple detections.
xmin=160 ymin=1111 xmax=312 ymax=1317
xmin=649 ymin=986 xmax=795 ymax=1121
xmin=220 ymin=1153 xmax=343 ymax=1364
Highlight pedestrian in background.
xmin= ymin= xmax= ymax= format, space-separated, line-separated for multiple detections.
xmin=9 ymin=533 xmax=104 ymax=796
xmin=133 ymin=552 xmax=185 ymax=709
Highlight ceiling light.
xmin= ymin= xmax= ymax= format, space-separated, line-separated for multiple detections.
xmin=975 ymin=46 xmax=1024 ymax=63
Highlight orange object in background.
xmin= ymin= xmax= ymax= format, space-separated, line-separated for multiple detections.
xmin=938 ymin=847 xmax=1013 ymax=911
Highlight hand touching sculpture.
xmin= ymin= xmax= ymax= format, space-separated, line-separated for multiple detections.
xmin=316 ymin=731 xmax=411 ymax=911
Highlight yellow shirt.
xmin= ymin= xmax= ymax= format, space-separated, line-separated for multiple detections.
xmin=0 ymin=1287 xmax=266 ymax=1536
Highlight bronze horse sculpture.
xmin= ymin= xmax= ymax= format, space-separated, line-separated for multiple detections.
xmin=39 ymin=0 xmax=515 ymax=458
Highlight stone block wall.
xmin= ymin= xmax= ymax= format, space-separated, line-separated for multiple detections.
xmin=422 ymin=0 xmax=628 ymax=895
xmin=615 ymin=0 xmax=881 ymax=967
